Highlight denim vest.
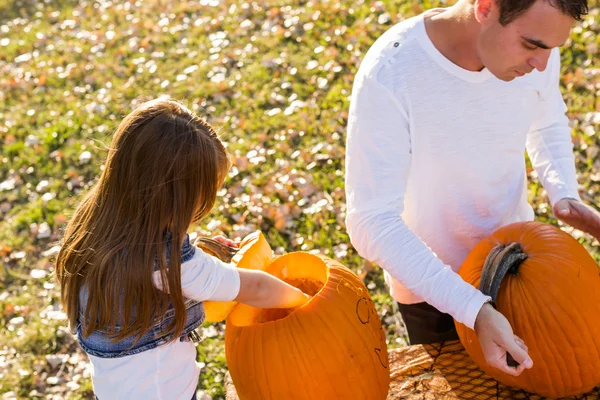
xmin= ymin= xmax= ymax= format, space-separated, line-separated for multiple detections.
xmin=76 ymin=234 xmax=205 ymax=358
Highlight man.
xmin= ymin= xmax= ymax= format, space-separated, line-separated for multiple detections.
xmin=345 ymin=0 xmax=600 ymax=377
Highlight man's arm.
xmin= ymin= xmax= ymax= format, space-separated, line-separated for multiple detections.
xmin=525 ymin=49 xmax=600 ymax=240
xmin=525 ymin=48 xmax=581 ymax=206
xmin=344 ymin=60 xmax=490 ymax=330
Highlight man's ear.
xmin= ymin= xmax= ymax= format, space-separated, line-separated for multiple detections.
xmin=474 ymin=0 xmax=495 ymax=24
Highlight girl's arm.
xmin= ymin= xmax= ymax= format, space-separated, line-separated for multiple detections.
xmin=234 ymin=268 xmax=309 ymax=309
xmin=154 ymin=250 xmax=308 ymax=309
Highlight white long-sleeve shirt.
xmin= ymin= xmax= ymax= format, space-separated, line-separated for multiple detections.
xmin=89 ymin=249 xmax=241 ymax=400
xmin=345 ymin=9 xmax=580 ymax=330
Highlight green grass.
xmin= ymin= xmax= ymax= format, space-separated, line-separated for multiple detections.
xmin=1 ymin=0 xmax=599 ymax=398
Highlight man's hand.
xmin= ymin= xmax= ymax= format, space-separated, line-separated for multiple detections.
xmin=474 ymin=303 xmax=534 ymax=376
xmin=554 ymin=198 xmax=600 ymax=241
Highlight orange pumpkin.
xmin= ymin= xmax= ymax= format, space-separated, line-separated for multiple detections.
xmin=197 ymin=233 xmax=390 ymax=400
xmin=455 ymin=221 xmax=600 ymax=398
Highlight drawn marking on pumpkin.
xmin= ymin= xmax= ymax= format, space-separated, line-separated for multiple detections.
xmin=374 ymin=327 xmax=389 ymax=369
xmin=356 ymin=297 xmax=371 ymax=324
xmin=346 ymin=284 xmax=390 ymax=371
xmin=354 ymin=296 xmax=389 ymax=368
xmin=336 ymin=278 xmax=363 ymax=297
xmin=374 ymin=347 xmax=387 ymax=368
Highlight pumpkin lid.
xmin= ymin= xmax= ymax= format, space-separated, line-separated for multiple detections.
xmin=196 ymin=231 xmax=274 ymax=322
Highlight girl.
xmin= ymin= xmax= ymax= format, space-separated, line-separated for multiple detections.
xmin=56 ymin=98 xmax=309 ymax=400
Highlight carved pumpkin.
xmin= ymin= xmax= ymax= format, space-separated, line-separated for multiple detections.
xmin=197 ymin=233 xmax=390 ymax=400
xmin=455 ymin=221 xmax=600 ymax=398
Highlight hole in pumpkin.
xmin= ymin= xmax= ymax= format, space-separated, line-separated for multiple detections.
xmin=256 ymin=277 xmax=324 ymax=323
xmin=228 ymin=253 xmax=328 ymax=327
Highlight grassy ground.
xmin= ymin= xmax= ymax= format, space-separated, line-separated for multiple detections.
xmin=1 ymin=0 xmax=599 ymax=398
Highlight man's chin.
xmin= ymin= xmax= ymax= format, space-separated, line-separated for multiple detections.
xmin=490 ymin=70 xmax=515 ymax=82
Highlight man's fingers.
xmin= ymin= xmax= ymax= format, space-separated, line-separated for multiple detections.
xmin=554 ymin=200 xmax=600 ymax=240
xmin=580 ymin=204 xmax=600 ymax=235
xmin=514 ymin=335 xmax=528 ymax=352
xmin=485 ymin=348 xmax=528 ymax=376
xmin=571 ymin=202 xmax=600 ymax=238
xmin=503 ymin=335 xmax=533 ymax=369
xmin=554 ymin=198 xmax=572 ymax=217
xmin=483 ymin=349 xmax=522 ymax=377
xmin=495 ymin=360 xmax=527 ymax=376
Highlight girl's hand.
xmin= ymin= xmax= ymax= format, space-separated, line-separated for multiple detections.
xmin=211 ymin=235 xmax=239 ymax=248
xmin=234 ymin=269 xmax=311 ymax=309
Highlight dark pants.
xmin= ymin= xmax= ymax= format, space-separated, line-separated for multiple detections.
xmin=396 ymin=301 xmax=459 ymax=345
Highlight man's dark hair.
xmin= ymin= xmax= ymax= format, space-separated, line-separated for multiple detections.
xmin=497 ymin=0 xmax=588 ymax=25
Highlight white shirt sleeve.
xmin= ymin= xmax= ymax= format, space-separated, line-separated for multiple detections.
xmin=526 ymin=48 xmax=581 ymax=206
xmin=345 ymin=61 xmax=490 ymax=330
xmin=153 ymin=248 xmax=241 ymax=302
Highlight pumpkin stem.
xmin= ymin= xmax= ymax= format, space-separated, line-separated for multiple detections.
xmin=479 ymin=242 xmax=528 ymax=304
xmin=195 ymin=238 xmax=239 ymax=263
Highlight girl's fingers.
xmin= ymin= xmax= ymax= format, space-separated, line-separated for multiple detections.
xmin=212 ymin=235 xmax=238 ymax=247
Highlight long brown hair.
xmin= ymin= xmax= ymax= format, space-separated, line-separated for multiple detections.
xmin=56 ymin=98 xmax=230 ymax=342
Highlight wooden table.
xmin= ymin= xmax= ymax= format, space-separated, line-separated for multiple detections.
xmin=225 ymin=340 xmax=600 ymax=399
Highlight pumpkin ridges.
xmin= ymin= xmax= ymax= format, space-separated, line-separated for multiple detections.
xmin=317 ymin=283 xmax=372 ymax=398
xmin=457 ymin=221 xmax=600 ymax=397
xmin=246 ymin=326 xmax=260 ymax=399
xmin=526 ymin=272 xmax=584 ymax=393
xmin=499 ymin=273 xmax=519 ymax=380
xmin=247 ymin=328 xmax=260 ymax=399
xmin=270 ymin=320 xmax=286 ymax=399
xmin=228 ymin=325 xmax=249 ymax=398
xmin=318 ymin=264 xmax=387 ymax=398
xmin=530 ymin=256 xmax=600 ymax=391
xmin=280 ymin=311 xmax=315 ymax=398
xmin=515 ymin=223 xmax=592 ymax=273
xmin=533 ymin=276 xmax=594 ymax=392
xmin=328 ymin=257 xmax=390 ymax=397
xmin=319 ymin=266 xmax=368 ymax=399
xmin=309 ymin=301 xmax=351 ymax=397
xmin=294 ymin=313 xmax=338 ymax=399
xmin=506 ymin=263 xmax=567 ymax=393
xmin=285 ymin=313 xmax=315 ymax=399
xmin=509 ymin=270 xmax=543 ymax=391
xmin=296 ymin=312 xmax=342 ymax=399
xmin=503 ymin=276 xmax=528 ymax=388
xmin=527 ymin=244 xmax=587 ymax=278
xmin=329 ymin=275 xmax=388 ymax=398
xmin=506 ymin=245 xmax=592 ymax=394
xmin=276 ymin=319 xmax=298 ymax=400
xmin=258 ymin=324 xmax=274 ymax=400
xmin=523 ymin=255 xmax=600 ymax=364
xmin=226 ymin=250 xmax=389 ymax=400
xmin=242 ymin=331 xmax=253 ymax=399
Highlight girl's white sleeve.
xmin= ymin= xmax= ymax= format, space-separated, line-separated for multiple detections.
xmin=153 ymin=248 xmax=241 ymax=302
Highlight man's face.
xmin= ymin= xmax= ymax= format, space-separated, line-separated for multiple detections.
xmin=476 ymin=0 xmax=574 ymax=81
